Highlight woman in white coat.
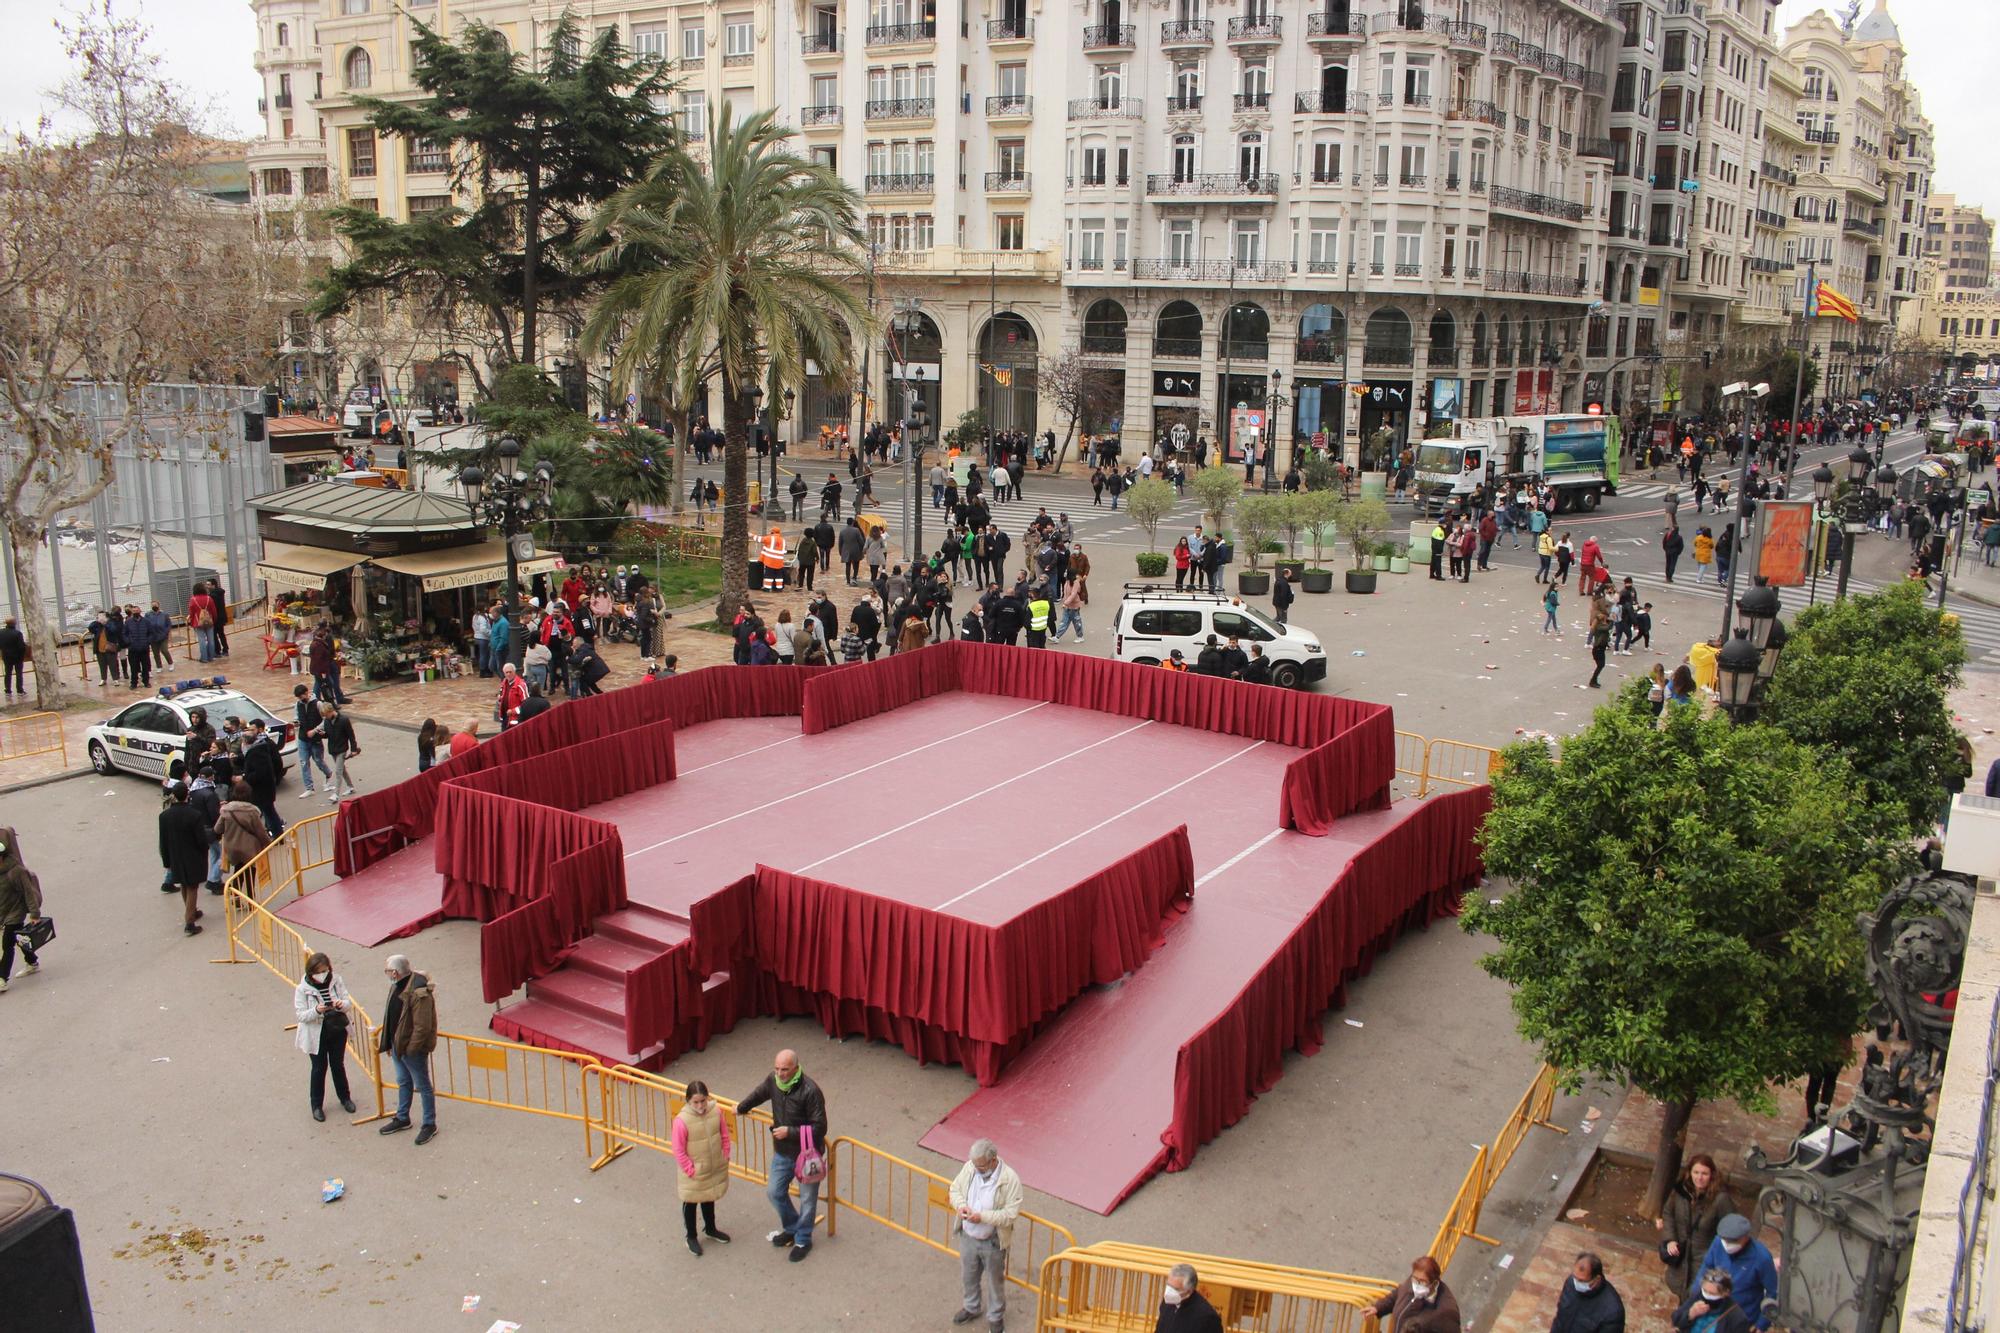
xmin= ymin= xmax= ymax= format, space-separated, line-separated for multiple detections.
xmin=295 ymin=950 xmax=357 ymax=1121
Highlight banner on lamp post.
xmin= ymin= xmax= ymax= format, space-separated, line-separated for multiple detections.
xmin=1756 ymin=500 xmax=1814 ymax=587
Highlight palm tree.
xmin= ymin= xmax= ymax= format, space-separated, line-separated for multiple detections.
xmin=581 ymin=107 xmax=867 ymax=619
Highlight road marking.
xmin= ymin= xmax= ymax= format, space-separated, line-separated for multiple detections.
xmin=793 ymin=718 xmax=1156 ymax=875
xmin=622 ymin=700 xmax=1051 ymax=858
xmin=934 ymin=738 xmax=1269 ymax=910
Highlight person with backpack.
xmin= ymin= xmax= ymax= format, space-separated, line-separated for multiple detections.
xmin=1542 ymin=582 xmax=1561 ymax=636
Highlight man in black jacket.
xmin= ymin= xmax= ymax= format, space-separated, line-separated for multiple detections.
xmin=1194 ymin=634 xmax=1226 ymax=677
xmin=239 ymin=719 xmax=286 ymax=837
xmin=1550 ymin=1253 xmax=1625 ymax=1333
xmin=514 ymin=683 xmax=553 ymax=725
xmin=1218 ymin=636 xmax=1249 ymax=680
xmin=738 ymin=1049 xmax=829 ymax=1262
xmin=0 ymin=617 xmax=26 ymax=698
xmin=1154 ymin=1262 xmax=1223 ymax=1333
xmin=1271 ymin=569 xmax=1295 ymax=625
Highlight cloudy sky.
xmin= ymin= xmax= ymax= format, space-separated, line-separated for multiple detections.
xmin=0 ymin=0 xmax=1989 ymax=213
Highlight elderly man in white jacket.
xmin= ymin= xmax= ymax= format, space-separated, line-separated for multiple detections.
xmin=948 ymin=1137 xmax=1024 ymax=1331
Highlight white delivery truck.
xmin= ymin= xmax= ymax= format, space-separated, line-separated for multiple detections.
xmin=1412 ymin=413 xmax=1616 ymax=515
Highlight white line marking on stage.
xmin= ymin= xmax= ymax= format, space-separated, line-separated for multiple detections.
xmin=794 ymin=719 xmax=1157 ymax=875
xmin=934 ymin=738 xmax=1269 ymax=911
xmin=1193 ymin=827 xmax=1289 ymax=889
xmin=677 ymin=732 xmax=807 ymax=775
xmin=623 ymin=700 xmax=1052 ymax=859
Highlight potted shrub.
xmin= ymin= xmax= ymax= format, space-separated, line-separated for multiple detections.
xmin=1292 ymin=488 xmax=1340 ymax=593
xmin=1135 ymin=550 xmax=1170 ymax=578
xmin=1232 ymin=494 xmax=1284 ymax=597
xmin=1274 ymin=492 xmax=1307 ymax=581
xmin=1371 ymin=541 xmax=1392 ymax=572
xmin=1388 ymin=543 xmax=1411 ymax=575
xmin=1191 ymin=465 xmax=1244 ymax=541
xmin=1337 ymin=495 xmax=1391 ymax=594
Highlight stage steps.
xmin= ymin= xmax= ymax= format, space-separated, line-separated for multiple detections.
xmin=490 ymin=900 xmax=751 ymax=1073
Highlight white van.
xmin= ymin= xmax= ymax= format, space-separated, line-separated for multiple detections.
xmin=1110 ymin=586 xmax=1328 ymax=688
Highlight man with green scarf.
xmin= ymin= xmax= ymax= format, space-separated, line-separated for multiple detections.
xmin=738 ymin=1048 xmax=830 ymax=1261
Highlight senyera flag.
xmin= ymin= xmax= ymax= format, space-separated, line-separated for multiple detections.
xmin=1809 ymin=280 xmax=1860 ymax=323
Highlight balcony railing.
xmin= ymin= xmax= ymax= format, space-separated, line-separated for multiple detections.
xmin=1145 ymin=172 xmax=1280 ymax=196
xmin=1540 ymin=50 xmax=1567 ymax=76
xmin=1133 ymin=259 xmax=1288 ymax=282
xmin=801 ymin=105 xmax=842 ymax=126
xmin=986 ymin=17 xmax=1033 ymax=40
xmin=866 ymin=21 xmax=936 ymax=45
xmin=864 ymin=173 xmax=934 ymax=194
xmin=1400 ymin=174 xmax=1426 ymax=187
xmin=1804 ymin=128 xmax=1841 ymax=145
xmin=986 ymin=95 xmax=1032 ymax=117
xmin=1395 ymin=262 xmax=1423 ymax=277
xmin=408 ymin=152 xmax=449 ymax=173
xmin=1558 ymin=130 xmax=1572 ymax=149
xmin=984 ymin=171 xmax=1031 ymax=192
xmin=1068 ymin=97 xmax=1142 ymax=119
xmin=1538 ymin=124 xmax=1553 ymax=143
xmin=1233 ymin=92 xmax=1272 ymax=111
xmin=1363 ymin=345 xmax=1414 ymax=367
xmin=1578 ymin=136 xmax=1615 ymax=157
xmin=1430 ymin=17 xmax=1487 ymax=46
xmin=1484 ymin=270 xmax=1587 ymax=295
xmin=1295 ymin=335 xmax=1346 ymax=363
xmin=1753 ymin=208 xmax=1785 ymax=229
xmin=1490 ymin=185 xmax=1587 ymax=221
xmin=1521 ymin=43 xmax=1545 ymax=68
xmin=1761 ymin=161 xmax=1798 ymax=185
xmin=1154 ymin=337 xmax=1202 ymax=359
xmin=1843 ymin=216 xmax=1883 ymax=238
xmin=1227 ymin=15 xmax=1282 ymax=40
xmin=1306 ymin=11 xmax=1366 ymax=38
xmin=1406 ymin=93 xmax=1432 ymax=108
xmin=1747 ymin=257 xmax=1785 ymax=274
xmin=1515 ymin=115 xmax=1531 ymax=134
xmin=1492 ymin=33 xmax=1521 ymax=60
xmin=1163 ymin=94 xmax=1203 ymax=113
xmin=1448 ymin=98 xmax=1504 ymax=125
xmin=802 ymin=31 xmax=841 ymax=53
xmin=865 ymin=97 xmax=936 ymax=120
xmin=1585 ymin=71 xmax=1606 ymax=94
xmin=1082 ymin=23 xmax=1136 ymax=48
xmin=1564 ymin=60 xmax=1587 ymax=84
xmin=723 ymin=51 xmax=753 ymax=66
xmin=1304 ymin=171 xmax=1344 ymax=185
xmin=1295 ymin=92 xmax=1353 ymax=114
xmin=1373 ymin=172 xmax=1390 ymax=186
xmin=1160 ymin=19 xmax=1213 ymax=43
xmin=257 ymin=97 xmax=268 ymax=114
xmin=275 ymin=92 xmax=293 ymax=109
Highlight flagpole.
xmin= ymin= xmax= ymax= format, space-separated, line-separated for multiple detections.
xmin=1783 ymin=263 xmax=1814 ymax=495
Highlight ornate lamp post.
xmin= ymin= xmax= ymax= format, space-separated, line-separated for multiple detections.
xmin=1712 ymin=581 xmax=1783 ymax=723
xmin=1266 ymin=368 xmax=1291 ymax=491
xmin=1812 ymin=447 xmax=1899 ymax=602
xmin=459 ymin=434 xmax=555 ymax=668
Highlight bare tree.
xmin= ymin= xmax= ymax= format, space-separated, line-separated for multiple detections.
xmin=1039 ymin=345 xmax=1121 ymax=471
xmin=0 ymin=4 xmax=271 ymax=708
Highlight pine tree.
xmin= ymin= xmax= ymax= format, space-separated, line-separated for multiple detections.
xmin=310 ymin=12 xmax=674 ymax=384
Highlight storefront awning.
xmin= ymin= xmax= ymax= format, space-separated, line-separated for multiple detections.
xmin=371 ymin=539 xmax=563 ymax=592
xmin=254 ymin=541 xmax=368 ymax=594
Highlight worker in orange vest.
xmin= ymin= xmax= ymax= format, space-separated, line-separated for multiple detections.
xmin=759 ymin=526 xmax=788 ymax=591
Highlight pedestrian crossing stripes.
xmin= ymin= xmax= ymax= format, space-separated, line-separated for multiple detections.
xmin=1612 ymin=565 xmax=2000 ymax=667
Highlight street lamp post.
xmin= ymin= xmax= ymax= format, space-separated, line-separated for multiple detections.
xmin=458 ymin=434 xmax=555 ymax=669
xmin=1716 ymin=380 xmax=1771 ymax=642
xmin=1267 ymin=369 xmax=1291 ymax=490
xmin=1713 ymin=580 xmax=1784 ymax=724
xmin=1811 ymin=447 xmax=1898 ymax=602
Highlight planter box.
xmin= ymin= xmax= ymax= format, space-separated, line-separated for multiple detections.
xmin=1274 ymin=560 xmax=1306 ymax=581
xmin=1300 ymin=569 xmax=1335 ymax=593
xmin=1345 ymin=569 xmax=1379 ymax=594
xmin=1237 ymin=570 xmax=1272 ymax=597
xmin=1371 ymin=553 xmax=1391 ymax=571
xmin=1389 ymin=556 xmax=1411 ymax=574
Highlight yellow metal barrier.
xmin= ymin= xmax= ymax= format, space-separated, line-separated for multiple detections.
xmin=1427 ymin=1065 xmax=1567 ymax=1271
xmin=1423 ymin=738 xmax=1505 ymax=793
xmin=1037 ymin=1241 xmax=1390 ymax=1333
xmin=428 ymin=1031 xmax=600 ymax=1153
xmin=1393 ymin=730 xmax=1428 ymax=798
xmin=587 ymin=1062 xmax=780 ymax=1187
xmin=0 ymin=711 xmax=67 ymax=768
xmin=825 ymin=1136 xmax=1076 ymax=1294
xmin=220 ymin=811 xmax=336 ymax=909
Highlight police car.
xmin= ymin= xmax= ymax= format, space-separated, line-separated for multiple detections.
xmin=85 ymin=688 xmax=297 ymax=781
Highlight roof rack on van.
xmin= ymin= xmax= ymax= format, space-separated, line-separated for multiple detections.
xmin=1120 ymin=582 xmax=1235 ymax=603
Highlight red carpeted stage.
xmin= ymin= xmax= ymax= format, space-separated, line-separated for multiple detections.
xmin=308 ymin=645 xmax=1487 ymax=1213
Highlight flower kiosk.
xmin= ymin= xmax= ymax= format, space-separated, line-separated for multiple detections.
xmin=250 ymin=479 xmax=562 ymax=684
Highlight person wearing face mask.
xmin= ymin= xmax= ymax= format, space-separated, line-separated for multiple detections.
xmin=1698 ymin=1215 xmax=1778 ymax=1330
xmin=671 ymin=1080 xmax=733 ymax=1257
xmin=1549 ymin=1253 xmax=1625 ymax=1333
xmin=1371 ymin=1255 xmax=1461 ymax=1333
xmin=948 ymin=1138 xmax=1023 ymax=1330
xmin=1657 ymin=1153 xmax=1735 ymax=1296
xmin=1154 ymin=1262 xmax=1222 ymax=1333
xmin=293 ymin=951 xmax=356 ymax=1122
xmin=1672 ymin=1268 xmax=1753 ymax=1333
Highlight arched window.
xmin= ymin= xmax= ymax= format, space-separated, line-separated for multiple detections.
xmin=276 ymin=22 xmax=289 ymax=45
xmin=1472 ymin=312 xmax=1489 ymax=360
xmin=1221 ymin=302 xmax=1269 ymax=359
xmin=1297 ymin=303 xmax=1347 ymax=364
xmin=883 ymin=311 xmax=943 ymax=363
xmin=1493 ymin=314 xmax=1511 ymax=363
xmin=1155 ymin=300 xmax=1203 ymax=358
xmin=344 ymin=48 xmax=373 ymax=90
xmin=1364 ymin=308 xmax=1413 ymax=366
xmin=1517 ymin=318 xmax=1534 ymax=363
xmin=1428 ymin=310 xmax=1457 ymax=362
xmin=1082 ymin=299 xmax=1128 ymax=354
